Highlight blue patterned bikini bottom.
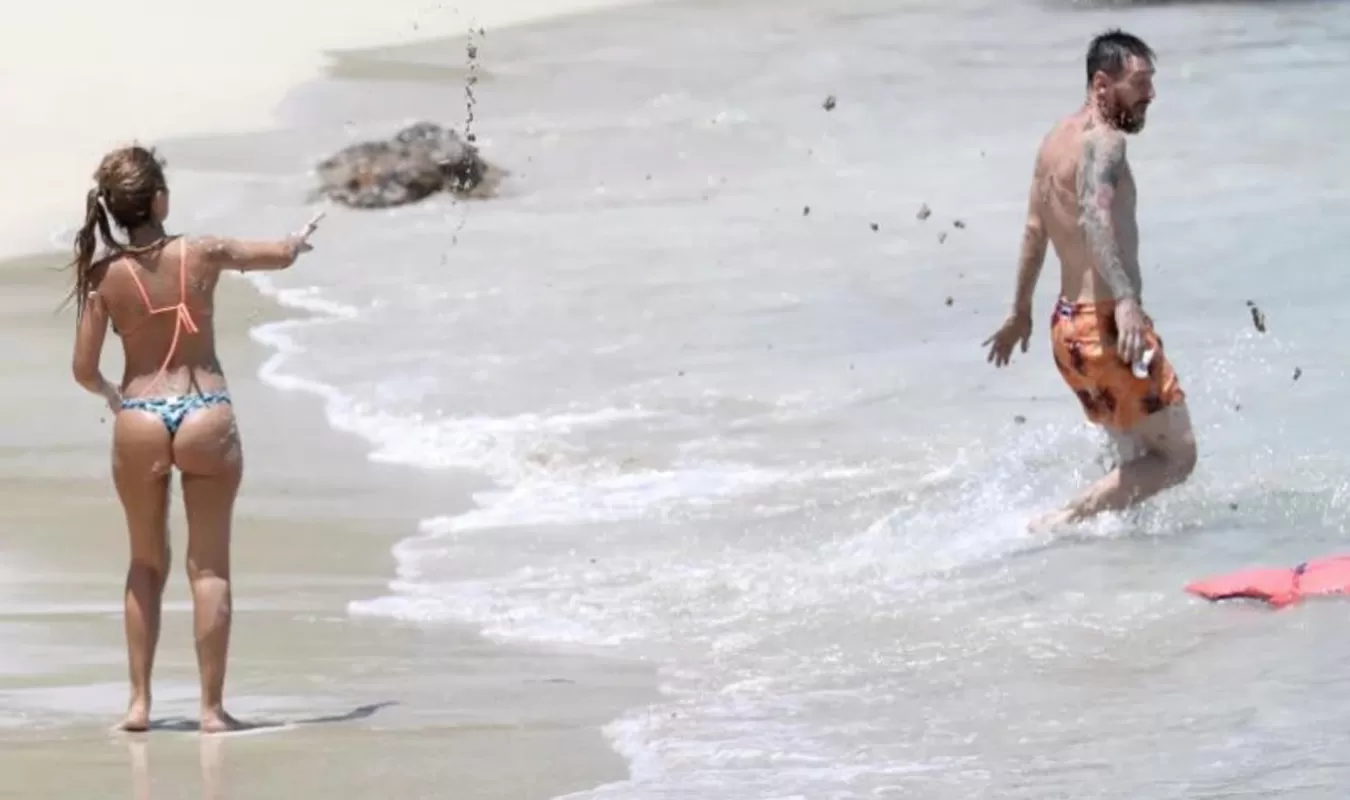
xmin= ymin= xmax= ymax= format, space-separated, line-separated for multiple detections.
xmin=120 ymin=392 xmax=232 ymax=435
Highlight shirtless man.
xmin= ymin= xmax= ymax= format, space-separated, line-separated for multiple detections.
xmin=982 ymin=29 xmax=1197 ymax=532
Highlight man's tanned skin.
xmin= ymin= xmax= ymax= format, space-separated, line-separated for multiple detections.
xmin=983 ymin=30 xmax=1197 ymax=533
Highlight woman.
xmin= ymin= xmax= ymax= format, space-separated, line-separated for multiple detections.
xmin=69 ymin=145 xmax=322 ymax=733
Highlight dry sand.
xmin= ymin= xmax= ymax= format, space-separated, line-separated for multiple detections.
xmin=0 ymin=0 xmax=649 ymax=255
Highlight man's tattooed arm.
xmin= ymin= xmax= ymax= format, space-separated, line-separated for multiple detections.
xmin=1076 ymin=130 xmax=1136 ymax=301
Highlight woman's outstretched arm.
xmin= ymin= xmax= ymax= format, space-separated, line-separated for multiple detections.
xmin=201 ymin=212 xmax=325 ymax=273
xmin=200 ymin=235 xmax=308 ymax=272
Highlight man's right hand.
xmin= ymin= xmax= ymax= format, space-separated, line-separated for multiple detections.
xmin=1113 ymin=297 xmax=1147 ymax=364
xmin=983 ymin=310 xmax=1033 ymax=367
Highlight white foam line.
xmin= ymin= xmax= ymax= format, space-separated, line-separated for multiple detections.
xmin=237 ymin=274 xmax=355 ymax=406
xmin=235 ymin=269 xmax=688 ymax=796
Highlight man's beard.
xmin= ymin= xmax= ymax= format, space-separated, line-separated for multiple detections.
xmin=1105 ymin=96 xmax=1148 ymax=134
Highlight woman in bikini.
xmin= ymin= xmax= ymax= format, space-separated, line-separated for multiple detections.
xmin=68 ymin=145 xmax=322 ymax=733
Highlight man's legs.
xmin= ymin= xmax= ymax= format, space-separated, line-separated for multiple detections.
xmin=1031 ymin=403 xmax=1197 ymax=533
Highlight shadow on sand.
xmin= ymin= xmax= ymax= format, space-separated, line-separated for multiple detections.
xmin=127 ymin=706 xmax=398 ymax=800
xmin=142 ymin=700 xmax=398 ymax=734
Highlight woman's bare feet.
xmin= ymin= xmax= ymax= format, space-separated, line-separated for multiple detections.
xmin=200 ymin=707 xmax=247 ymax=735
xmin=116 ymin=696 xmax=152 ymax=732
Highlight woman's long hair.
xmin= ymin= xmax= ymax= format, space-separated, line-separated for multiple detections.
xmin=66 ymin=146 xmax=167 ymax=322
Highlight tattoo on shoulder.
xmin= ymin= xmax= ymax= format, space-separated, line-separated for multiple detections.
xmin=1080 ymin=132 xmax=1126 ymax=196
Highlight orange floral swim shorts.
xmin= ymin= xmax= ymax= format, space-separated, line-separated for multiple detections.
xmin=1049 ymin=297 xmax=1185 ymax=433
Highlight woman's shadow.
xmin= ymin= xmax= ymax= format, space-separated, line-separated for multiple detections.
xmin=128 ymin=702 xmax=398 ymax=798
xmin=143 ymin=700 xmax=398 ymax=734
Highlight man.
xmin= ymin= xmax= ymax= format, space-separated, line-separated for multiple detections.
xmin=982 ymin=29 xmax=1197 ymax=532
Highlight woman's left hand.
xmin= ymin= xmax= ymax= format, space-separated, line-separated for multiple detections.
xmin=100 ymin=380 xmax=122 ymax=414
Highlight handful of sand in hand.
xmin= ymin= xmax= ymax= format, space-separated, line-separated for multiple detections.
xmin=291 ymin=211 xmax=326 ymax=254
xmin=299 ymin=210 xmax=325 ymax=239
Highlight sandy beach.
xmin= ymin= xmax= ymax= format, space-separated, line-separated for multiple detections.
xmin=0 ymin=2 xmax=654 ymax=796
xmin=0 ymin=254 xmax=653 ymax=797
xmin=0 ymin=0 xmax=648 ymax=255
xmin=10 ymin=0 xmax=1350 ymax=797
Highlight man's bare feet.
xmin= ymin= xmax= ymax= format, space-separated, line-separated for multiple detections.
xmin=200 ymin=707 xmax=247 ymax=735
xmin=116 ymin=697 xmax=151 ymax=732
xmin=1028 ymin=507 xmax=1078 ymax=536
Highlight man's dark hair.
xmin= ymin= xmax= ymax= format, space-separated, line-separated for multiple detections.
xmin=1085 ymin=29 xmax=1155 ymax=86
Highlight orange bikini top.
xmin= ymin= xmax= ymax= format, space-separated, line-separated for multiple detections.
xmin=119 ymin=238 xmax=201 ymax=392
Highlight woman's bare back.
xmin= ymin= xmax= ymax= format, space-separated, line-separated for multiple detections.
xmin=96 ymin=237 xmax=227 ymax=400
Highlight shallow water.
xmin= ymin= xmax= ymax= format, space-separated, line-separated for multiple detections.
xmin=82 ymin=0 xmax=1350 ymax=796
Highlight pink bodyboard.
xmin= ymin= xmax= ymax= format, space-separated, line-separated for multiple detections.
xmin=1186 ymin=554 xmax=1350 ymax=608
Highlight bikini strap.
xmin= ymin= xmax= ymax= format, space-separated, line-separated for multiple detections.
xmin=127 ymin=236 xmax=201 ymax=394
xmin=175 ymin=238 xmax=199 ymax=333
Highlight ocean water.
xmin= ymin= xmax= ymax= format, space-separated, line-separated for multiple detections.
xmin=100 ymin=0 xmax=1350 ymax=796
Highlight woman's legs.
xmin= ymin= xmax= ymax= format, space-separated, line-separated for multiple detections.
xmin=111 ymin=412 xmax=175 ymax=732
xmin=173 ymin=403 xmax=244 ymax=734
